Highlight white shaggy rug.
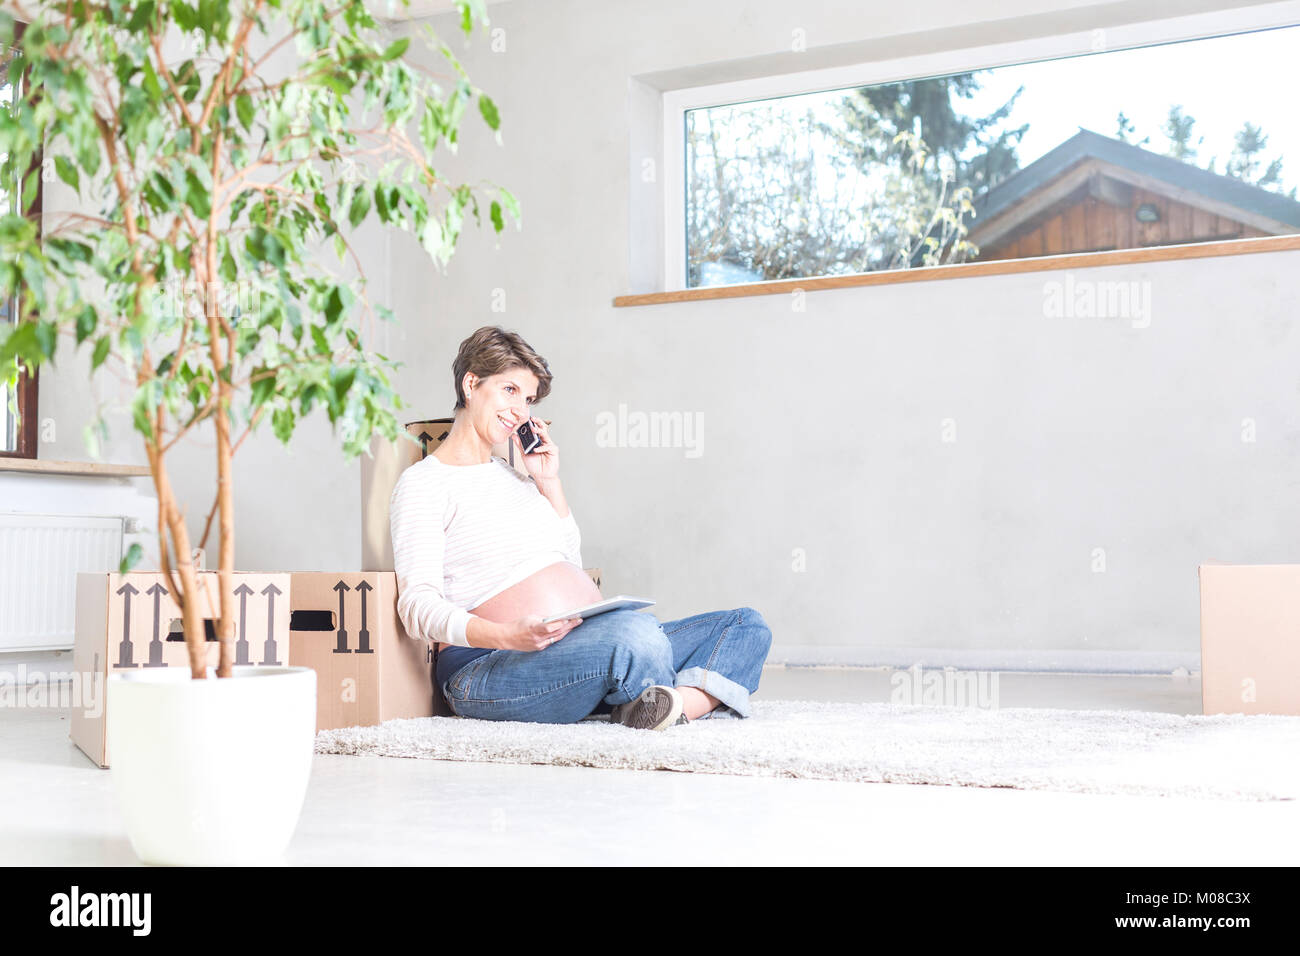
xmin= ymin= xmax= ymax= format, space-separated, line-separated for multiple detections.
xmin=313 ymin=698 xmax=1300 ymax=801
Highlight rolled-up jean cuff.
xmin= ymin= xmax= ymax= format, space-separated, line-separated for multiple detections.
xmin=674 ymin=667 xmax=752 ymax=718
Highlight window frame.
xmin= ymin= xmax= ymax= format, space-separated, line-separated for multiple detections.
xmin=1 ymin=18 xmax=40 ymax=460
xmin=659 ymin=1 xmax=1300 ymax=295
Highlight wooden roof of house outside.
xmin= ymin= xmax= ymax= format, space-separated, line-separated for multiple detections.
xmin=968 ymin=128 xmax=1300 ymax=250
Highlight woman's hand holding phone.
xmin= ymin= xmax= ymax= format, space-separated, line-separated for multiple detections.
xmin=514 ymin=416 xmax=560 ymax=481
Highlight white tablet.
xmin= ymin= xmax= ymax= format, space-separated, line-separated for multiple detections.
xmin=541 ymin=596 xmax=655 ymax=624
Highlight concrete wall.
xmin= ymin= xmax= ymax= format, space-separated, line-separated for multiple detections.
xmin=379 ymin=0 xmax=1300 ymax=671
xmin=29 ymin=0 xmax=1300 ymax=671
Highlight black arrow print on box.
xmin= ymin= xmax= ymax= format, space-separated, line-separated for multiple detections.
xmin=143 ymin=582 xmax=168 ymax=667
xmin=333 ymin=580 xmax=351 ymax=653
xmin=418 ymin=431 xmax=433 ymax=460
xmin=233 ymin=583 xmax=254 ymax=665
xmin=115 ymin=582 xmax=139 ymax=668
xmin=355 ymin=580 xmax=375 ymax=654
xmin=259 ymin=583 xmax=282 ymax=666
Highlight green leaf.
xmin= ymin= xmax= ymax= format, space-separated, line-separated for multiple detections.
xmin=132 ymin=388 xmax=155 ymax=441
xmin=418 ymin=215 xmax=446 ymax=263
xmin=272 ymin=406 xmax=295 ymax=443
xmin=184 ymin=168 xmax=211 ymax=219
xmin=498 ymin=186 xmax=521 ymax=222
xmin=456 ymin=0 xmax=488 ymax=34
xmin=142 ymin=171 xmax=177 ymax=213
xmin=0 ymin=322 xmax=33 ymax=371
xmin=91 ymin=336 xmax=111 ymax=371
xmin=171 ymin=0 xmax=197 ymax=32
xmin=34 ymin=322 xmax=56 ymax=361
xmin=236 ymin=93 xmax=255 ymax=132
xmin=381 ymin=37 xmax=410 ymax=61
xmin=127 ymin=1 xmax=157 ymax=32
xmin=330 ymin=366 xmax=356 ymax=405
xmin=196 ymin=0 xmax=218 ymax=36
xmin=324 ymin=286 xmax=342 ymax=325
xmin=299 ymin=382 xmax=323 ymax=415
xmin=119 ymin=542 xmax=144 ymax=574
xmin=489 ymin=200 xmax=503 ymax=233
xmin=54 ymin=156 xmax=80 ymax=192
xmin=219 ymin=245 xmax=238 ymax=283
xmin=141 ymin=56 xmax=164 ymax=101
xmin=21 ymin=168 xmax=38 ymax=213
xmin=246 ymin=227 xmax=285 ymax=268
xmin=348 ymin=185 xmax=371 ymax=228
xmin=478 ymin=94 xmax=500 ymax=131
xmin=178 ymin=60 xmax=201 ymax=102
xmin=82 ymin=420 xmax=105 ymax=460
xmin=250 ymin=368 xmax=277 ymax=407
xmin=44 ymin=238 xmax=93 ymax=278
xmin=419 ymin=99 xmax=445 ymax=154
xmin=75 ymin=307 xmax=97 ymax=345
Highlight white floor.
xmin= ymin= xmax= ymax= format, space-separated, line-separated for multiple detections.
xmin=3 ymin=666 xmax=1296 ymax=866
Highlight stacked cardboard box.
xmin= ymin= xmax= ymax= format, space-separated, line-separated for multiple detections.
xmin=288 ymin=571 xmax=430 ymax=731
xmin=70 ymin=570 xmax=291 ymax=768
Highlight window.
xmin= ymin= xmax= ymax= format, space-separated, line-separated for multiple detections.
xmin=1 ymin=19 xmax=38 ymax=459
xmin=662 ymin=7 xmax=1300 ymax=292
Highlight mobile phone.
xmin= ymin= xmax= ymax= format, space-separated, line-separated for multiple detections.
xmin=516 ymin=418 xmax=542 ymax=454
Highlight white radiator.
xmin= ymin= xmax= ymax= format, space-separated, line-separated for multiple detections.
xmin=0 ymin=513 xmax=124 ymax=652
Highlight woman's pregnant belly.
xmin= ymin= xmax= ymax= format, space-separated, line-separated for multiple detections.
xmin=437 ymin=560 xmax=602 ymax=650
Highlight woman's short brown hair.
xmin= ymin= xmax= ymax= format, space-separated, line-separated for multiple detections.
xmin=451 ymin=326 xmax=553 ymax=410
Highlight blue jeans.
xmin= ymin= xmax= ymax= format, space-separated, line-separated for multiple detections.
xmin=441 ymin=607 xmax=772 ymax=724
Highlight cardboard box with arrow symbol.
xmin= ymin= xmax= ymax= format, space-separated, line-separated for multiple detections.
xmin=70 ymin=570 xmax=292 ymax=768
xmin=287 ymin=572 xmax=432 ymax=732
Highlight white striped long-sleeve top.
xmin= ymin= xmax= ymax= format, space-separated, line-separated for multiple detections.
xmin=390 ymin=453 xmax=583 ymax=647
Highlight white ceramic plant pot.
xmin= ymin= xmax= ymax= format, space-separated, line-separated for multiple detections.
xmin=106 ymin=665 xmax=316 ymax=866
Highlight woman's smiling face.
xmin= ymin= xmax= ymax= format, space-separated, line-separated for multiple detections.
xmin=467 ymin=366 xmax=541 ymax=442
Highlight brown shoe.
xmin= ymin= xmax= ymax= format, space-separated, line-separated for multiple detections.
xmin=609 ymin=685 xmax=686 ymax=730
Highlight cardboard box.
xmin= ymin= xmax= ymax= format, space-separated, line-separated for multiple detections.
xmin=360 ymin=418 xmax=451 ymax=572
xmin=1199 ymin=564 xmax=1300 ymax=715
xmin=70 ymin=571 xmax=291 ymax=768
xmin=289 ymin=571 xmax=432 ymax=732
xmin=360 ymin=417 xmax=546 ymax=571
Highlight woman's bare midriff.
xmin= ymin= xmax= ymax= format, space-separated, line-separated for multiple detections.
xmin=436 ymin=560 xmax=602 ymax=652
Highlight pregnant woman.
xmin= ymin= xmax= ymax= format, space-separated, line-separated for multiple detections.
xmin=391 ymin=325 xmax=773 ymax=730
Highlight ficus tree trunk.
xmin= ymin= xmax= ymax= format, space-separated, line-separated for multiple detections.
xmin=146 ymin=439 xmax=208 ymax=678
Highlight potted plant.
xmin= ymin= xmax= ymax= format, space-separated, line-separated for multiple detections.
xmin=0 ymin=0 xmax=516 ymax=865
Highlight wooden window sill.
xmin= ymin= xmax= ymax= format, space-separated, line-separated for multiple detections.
xmin=0 ymin=458 xmax=151 ymax=478
xmin=613 ymin=234 xmax=1300 ymax=307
